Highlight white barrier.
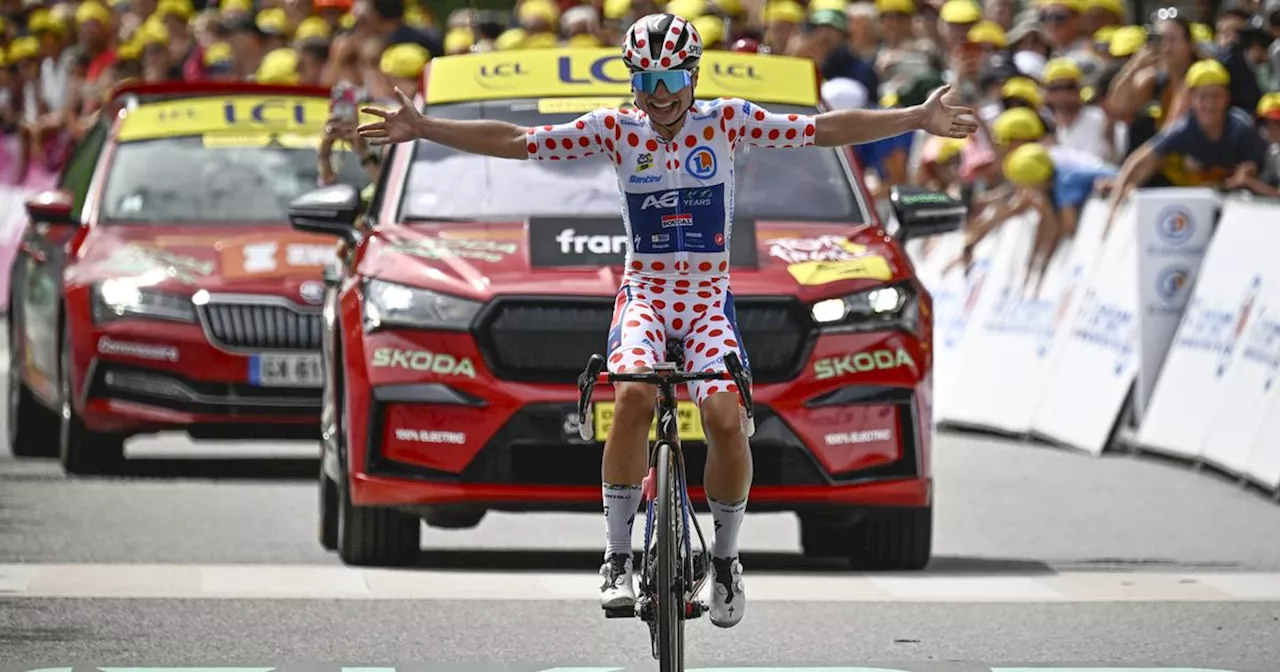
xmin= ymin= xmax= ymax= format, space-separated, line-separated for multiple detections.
xmin=911 ymin=190 xmax=1280 ymax=496
xmin=0 ymin=185 xmax=38 ymax=312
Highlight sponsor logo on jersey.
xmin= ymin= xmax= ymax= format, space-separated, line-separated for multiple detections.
xmin=630 ymin=174 xmax=662 ymax=184
xmin=686 ymin=146 xmax=717 ymax=179
xmin=691 ymin=107 xmax=719 ymax=121
xmin=618 ymin=114 xmax=645 ymax=126
xmin=641 ymin=190 xmax=680 ymax=210
xmin=651 ymin=233 xmax=670 ymax=243
xmin=636 ymin=152 xmax=653 ymax=171
xmin=661 ymin=213 xmax=693 ymax=228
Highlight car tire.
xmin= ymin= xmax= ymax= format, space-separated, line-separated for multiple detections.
xmin=333 ymin=366 xmax=420 ymax=567
xmin=58 ymin=321 xmax=125 ymax=475
xmin=848 ymin=506 xmax=932 ymax=571
xmin=798 ymin=517 xmax=847 ymax=558
xmin=8 ymin=318 xmax=59 ymax=458
xmin=422 ymin=506 xmax=486 ymax=530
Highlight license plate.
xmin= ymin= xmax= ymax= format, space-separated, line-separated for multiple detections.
xmin=592 ymin=401 xmax=704 ymax=443
xmin=250 ymin=353 xmax=323 ymax=387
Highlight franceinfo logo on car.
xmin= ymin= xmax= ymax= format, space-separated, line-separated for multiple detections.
xmin=526 ymin=215 xmax=760 ymax=269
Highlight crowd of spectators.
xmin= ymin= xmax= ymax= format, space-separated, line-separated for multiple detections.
xmin=2 ymin=0 xmax=1279 ymax=266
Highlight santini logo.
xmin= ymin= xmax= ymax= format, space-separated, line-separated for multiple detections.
xmin=629 ymin=174 xmax=661 ymax=184
xmin=556 ymin=229 xmax=628 ymax=254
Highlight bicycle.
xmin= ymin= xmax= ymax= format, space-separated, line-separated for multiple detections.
xmin=575 ymin=343 xmax=755 ymax=672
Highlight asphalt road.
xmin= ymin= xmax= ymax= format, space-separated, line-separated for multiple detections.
xmin=3 ymin=355 xmax=1280 ymax=670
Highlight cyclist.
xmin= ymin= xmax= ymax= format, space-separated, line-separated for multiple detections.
xmin=358 ymin=13 xmax=976 ymax=629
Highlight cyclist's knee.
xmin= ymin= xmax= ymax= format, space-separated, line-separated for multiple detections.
xmin=702 ymin=392 xmax=745 ymax=447
xmin=613 ymin=382 xmax=657 ymax=426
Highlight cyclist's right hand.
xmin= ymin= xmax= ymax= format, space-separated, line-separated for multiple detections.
xmin=358 ymin=88 xmax=422 ymax=147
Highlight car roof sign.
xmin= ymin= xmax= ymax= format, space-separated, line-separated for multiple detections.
xmin=424 ymin=47 xmax=819 ymax=108
xmin=116 ymin=95 xmax=330 ymax=142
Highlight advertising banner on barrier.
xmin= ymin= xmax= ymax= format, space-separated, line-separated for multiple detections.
xmin=1194 ymin=199 xmax=1280 ymax=483
xmin=1132 ymin=188 xmax=1219 ymax=423
xmin=928 ymin=227 xmax=1005 ymax=423
xmin=1029 ymin=201 xmax=1139 ymax=455
xmin=0 ymin=187 xmax=36 ymax=312
xmin=1134 ymin=197 xmax=1269 ymax=461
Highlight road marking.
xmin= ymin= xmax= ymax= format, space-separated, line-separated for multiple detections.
xmin=2 ymin=564 xmax=1280 ymax=602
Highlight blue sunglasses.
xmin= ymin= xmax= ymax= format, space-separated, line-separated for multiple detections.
xmin=631 ymin=70 xmax=692 ymax=95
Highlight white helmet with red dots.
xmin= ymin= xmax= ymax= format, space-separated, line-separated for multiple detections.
xmin=622 ymin=13 xmax=703 ymax=73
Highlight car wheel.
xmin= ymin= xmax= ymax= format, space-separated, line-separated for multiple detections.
xmin=848 ymin=506 xmax=932 ymax=571
xmin=797 ymin=516 xmax=848 ymax=558
xmin=8 ymin=319 xmax=59 ymax=458
xmin=333 ymin=367 xmax=420 ymax=567
xmin=422 ymin=506 xmax=486 ymax=530
xmin=58 ymin=322 xmax=125 ymax=475
xmin=319 ymin=461 xmax=339 ymax=551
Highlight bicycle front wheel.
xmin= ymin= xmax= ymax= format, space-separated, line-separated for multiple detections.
xmin=655 ymin=441 xmax=684 ymax=672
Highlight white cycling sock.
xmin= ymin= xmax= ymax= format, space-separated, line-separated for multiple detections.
xmin=603 ymin=483 xmax=644 ymax=559
xmin=708 ymin=495 xmax=747 ymax=559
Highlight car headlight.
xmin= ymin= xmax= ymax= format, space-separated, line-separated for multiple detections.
xmin=92 ymin=279 xmax=196 ymax=323
xmin=363 ymin=279 xmax=481 ymax=332
xmin=810 ymin=283 xmax=918 ymax=333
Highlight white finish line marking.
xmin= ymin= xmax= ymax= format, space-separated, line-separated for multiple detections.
xmin=2 ymin=564 xmax=1280 ymax=601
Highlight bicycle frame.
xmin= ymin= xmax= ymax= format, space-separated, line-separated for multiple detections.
xmin=576 ymin=351 xmax=754 ymax=670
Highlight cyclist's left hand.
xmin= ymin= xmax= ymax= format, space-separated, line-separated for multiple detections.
xmin=921 ymin=84 xmax=978 ymax=139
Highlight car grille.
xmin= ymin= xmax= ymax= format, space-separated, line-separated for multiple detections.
xmin=475 ymin=297 xmax=811 ymax=383
xmin=200 ymin=300 xmax=322 ymax=351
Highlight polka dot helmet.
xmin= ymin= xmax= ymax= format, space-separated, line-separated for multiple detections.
xmin=622 ymin=13 xmax=703 ymax=73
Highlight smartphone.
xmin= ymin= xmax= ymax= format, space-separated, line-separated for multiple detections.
xmin=330 ymin=82 xmax=358 ymax=121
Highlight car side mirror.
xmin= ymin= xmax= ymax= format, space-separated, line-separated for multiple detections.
xmin=287 ymin=184 xmax=361 ymax=246
xmin=889 ymin=185 xmax=967 ymax=243
xmin=25 ymin=189 xmax=76 ymax=226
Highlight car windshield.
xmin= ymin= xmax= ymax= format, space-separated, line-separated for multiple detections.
xmin=399 ymin=99 xmax=864 ymax=223
xmin=100 ymin=136 xmax=370 ymax=223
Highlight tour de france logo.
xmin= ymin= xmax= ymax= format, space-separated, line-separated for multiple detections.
xmin=1156 ymin=205 xmax=1195 ymax=246
xmin=1156 ymin=265 xmax=1191 ymax=302
xmin=685 ymin=146 xmax=717 ymax=180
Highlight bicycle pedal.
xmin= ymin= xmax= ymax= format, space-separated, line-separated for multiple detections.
xmin=603 ymin=605 xmax=637 ymax=619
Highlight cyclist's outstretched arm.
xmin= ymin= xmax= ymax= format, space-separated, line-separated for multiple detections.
xmin=359 ymin=88 xmax=608 ymax=161
xmin=813 ymin=84 xmax=976 ymax=147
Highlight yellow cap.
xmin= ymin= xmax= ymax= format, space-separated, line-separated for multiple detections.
xmin=566 ymin=32 xmax=604 ymax=47
xmin=136 ymin=19 xmax=170 ymax=47
xmin=203 ymin=41 xmax=234 ymax=66
xmin=1257 ymin=92 xmax=1280 ymax=120
xmin=712 ymin=0 xmax=745 ymax=16
xmin=1108 ymin=25 xmax=1146 ymax=57
xmin=220 ymin=0 xmax=252 ymax=14
xmin=1086 ymin=0 xmax=1123 ymax=17
xmin=880 ymin=91 xmax=900 ymax=108
xmin=256 ymin=47 xmax=300 ymax=84
xmin=1035 ymin=0 xmax=1083 ymax=11
xmin=666 ymin=0 xmax=707 ymax=19
xmin=763 ymin=0 xmax=805 ymax=23
xmin=7 ymin=36 xmax=39 ymax=61
xmin=74 ymin=2 xmax=112 ymax=26
xmin=1000 ymin=76 xmax=1043 ymax=108
xmin=156 ymin=0 xmax=195 ymax=21
xmin=809 ymin=0 xmax=848 ymax=12
xmin=517 ymin=0 xmax=560 ymax=25
xmin=967 ymin=20 xmax=1006 ymax=47
xmin=1003 ymin=142 xmax=1054 ymax=187
xmin=1093 ymin=25 xmax=1117 ymax=44
xmin=691 ymin=14 xmax=725 ymax=45
xmin=380 ymin=43 xmax=430 ymax=79
xmin=1184 ymin=59 xmax=1229 ymax=89
xmin=1191 ymin=22 xmax=1213 ymax=45
xmin=495 ymin=28 xmax=526 ymax=50
xmin=29 ymin=9 xmax=67 ymax=34
xmin=933 ymin=137 xmax=967 ymax=164
xmin=404 ymin=6 xmax=429 ymax=28
xmin=116 ymin=39 xmax=143 ymax=61
xmin=875 ymin=0 xmax=915 ymax=14
xmin=1042 ymin=57 xmax=1082 ymax=83
xmin=939 ymin=0 xmax=981 ymax=24
xmin=992 ymin=106 xmax=1046 ymax=145
xmin=444 ymin=27 xmax=474 ymax=53
xmin=257 ymin=8 xmax=290 ymax=36
xmin=604 ymin=0 xmax=631 ymax=19
xmin=521 ymin=31 xmax=560 ymax=48
xmin=340 ymin=12 xmax=356 ymax=29
xmin=294 ymin=16 xmax=332 ymax=41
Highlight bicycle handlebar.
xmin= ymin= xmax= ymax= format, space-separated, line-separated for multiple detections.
xmin=574 ymin=351 xmax=755 ymax=442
